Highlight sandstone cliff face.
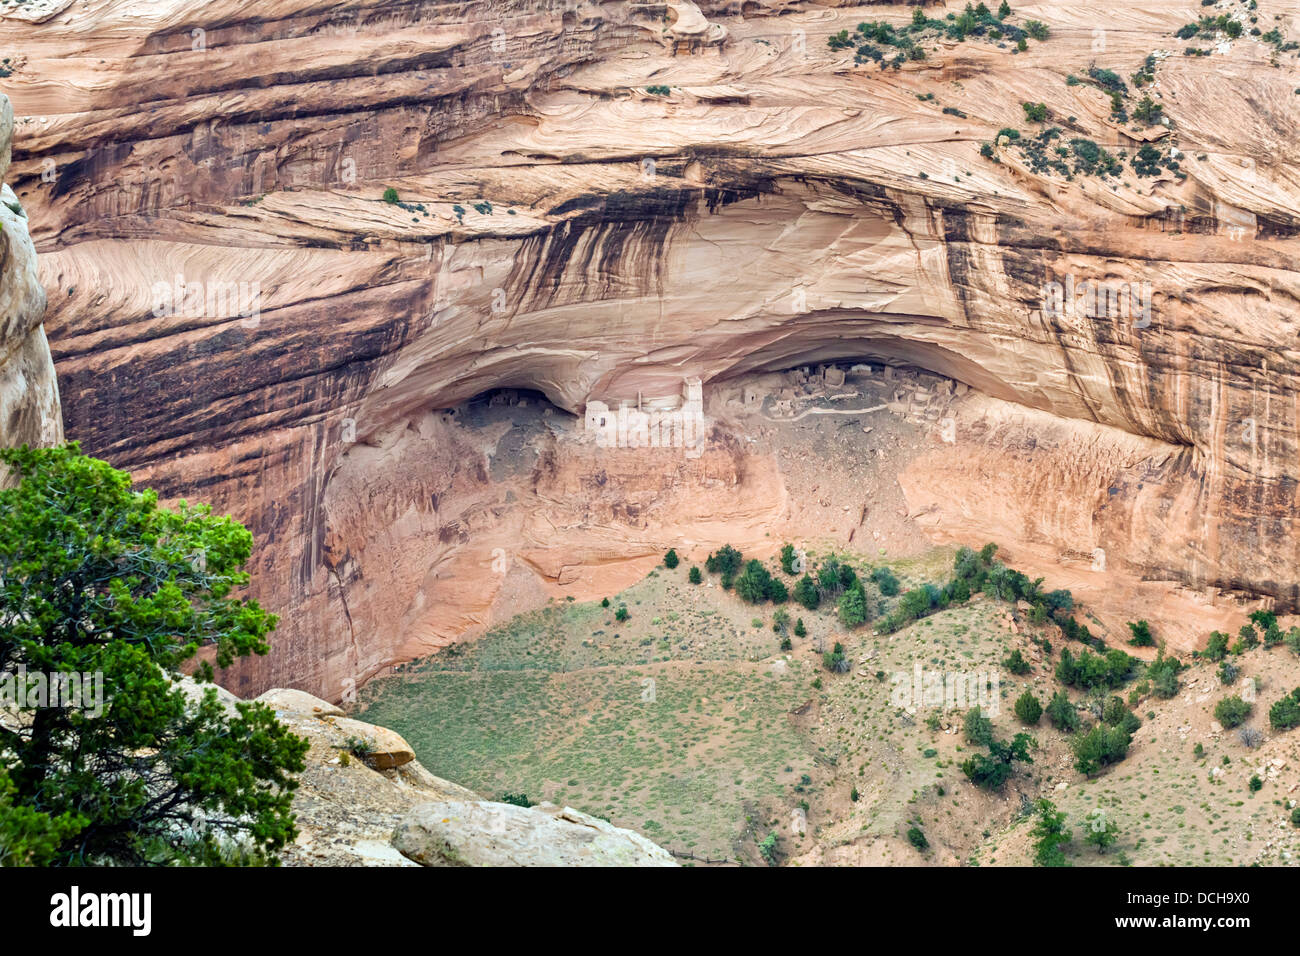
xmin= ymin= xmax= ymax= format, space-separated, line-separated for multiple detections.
xmin=5 ymin=1 xmax=1298 ymax=697
xmin=0 ymin=94 xmax=61 ymax=458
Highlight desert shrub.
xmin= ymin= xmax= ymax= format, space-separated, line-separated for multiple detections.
xmin=1072 ymin=723 xmax=1132 ymax=776
xmin=1205 ymin=631 xmax=1231 ymax=661
xmin=907 ymin=826 xmax=929 ymax=850
xmin=838 ymin=581 xmax=870 ymax=628
xmin=614 ymin=604 xmax=629 ymax=622
xmin=823 ymin=642 xmax=851 ymax=673
xmin=964 ymin=706 xmax=994 ymax=746
xmin=794 ymin=574 xmax=820 ymax=610
xmin=1126 ymin=620 xmax=1155 ymax=647
xmin=1015 ymin=690 xmax=1043 ymax=725
xmin=735 ymin=559 xmax=774 ymax=604
xmin=688 ymin=566 xmax=702 ymax=584
xmin=1046 ymin=690 xmax=1079 ymax=732
xmin=1022 ymin=101 xmax=1048 ymax=122
xmin=870 ymin=565 xmax=900 ymax=596
xmin=961 ymin=733 xmax=1034 ymax=790
xmin=1003 ymin=648 xmax=1031 ymax=675
xmin=1147 ymin=650 xmax=1184 ymax=698
xmin=1031 ymin=799 xmax=1071 ymax=867
xmin=779 ymin=543 xmax=798 ymax=575
xmin=705 ymin=544 xmax=743 ymax=577
xmin=1214 ymin=696 xmax=1251 ymax=729
xmin=663 ymin=548 xmax=679 ymax=569
xmin=1268 ymin=689 xmax=1300 ymax=730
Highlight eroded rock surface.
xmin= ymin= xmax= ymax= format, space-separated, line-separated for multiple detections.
xmin=393 ymin=800 xmax=679 ymax=867
xmin=4 ymin=1 xmax=1298 ymax=696
xmin=0 ymin=93 xmax=61 ymax=458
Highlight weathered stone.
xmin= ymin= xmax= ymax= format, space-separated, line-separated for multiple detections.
xmin=325 ymin=716 xmax=415 ymax=769
xmin=256 ymin=687 xmax=345 ymax=718
xmin=393 ymin=801 xmax=678 ymax=867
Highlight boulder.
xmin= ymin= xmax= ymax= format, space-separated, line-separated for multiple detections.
xmin=393 ymin=801 xmax=678 ymax=867
xmin=173 ymin=675 xmax=242 ymax=718
xmin=325 ymin=715 xmax=415 ymax=769
xmin=256 ymin=687 xmax=345 ymax=718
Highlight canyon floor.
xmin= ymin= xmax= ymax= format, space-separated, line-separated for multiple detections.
xmin=353 ymin=368 xmax=1300 ymax=866
xmin=355 ymin=542 xmax=1300 ymax=866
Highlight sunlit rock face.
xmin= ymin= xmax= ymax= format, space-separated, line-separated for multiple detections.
xmin=5 ymin=0 xmax=1298 ymax=697
xmin=0 ymin=94 xmax=62 ymax=460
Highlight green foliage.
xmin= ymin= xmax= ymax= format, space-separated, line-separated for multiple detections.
xmin=1249 ymin=609 xmax=1278 ymax=631
xmin=1046 ymin=690 xmax=1079 ymax=732
xmin=1056 ymin=647 xmax=1134 ymax=691
xmin=734 ymin=561 xmax=772 ymax=602
xmin=870 ymin=565 xmax=900 ymax=596
xmin=614 ymin=604 xmax=630 ymax=622
xmin=382 ymin=186 xmax=399 ymax=204
xmin=907 ymin=826 xmax=929 ymax=850
xmin=645 ymin=85 xmax=671 ymax=96
xmin=500 ymin=792 xmax=535 ymax=807
xmin=1072 ymin=723 xmax=1132 ymax=776
xmin=1205 ymin=631 xmax=1231 ymax=661
xmin=779 ymin=543 xmax=798 ymax=575
xmin=1238 ymin=624 xmax=1260 ymax=650
xmin=961 ymin=732 xmax=1033 ymax=790
xmin=837 ymin=581 xmax=870 ymax=628
xmin=1267 ymin=688 xmax=1300 ymax=731
xmin=822 ymin=642 xmax=851 ymax=674
xmin=704 ymin=544 xmax=743 ymax=577
xmin=1003 ymin=648 xmax=1031 ymax=675
xmin=1031 ymin=799 xmax=1072 ymax=866
xmin=688 ymin=565 xmax=702 ymax=585
xmin=0 ymin=444 xmax=307 ymax=865
xmin=1147 ymin=649 xmax=1184 ymax=699
xmin=1126 ymin=620 xmax=1154 ymax=647
xmin=793 ymin=618 xmax=807 ymax=638
xmin=0 ymin=766 xmax=86 ymax=866
xmin=794 ymin=574 xmax=820 ymax=610
xmin=963 ymin=706 xmax=994 ymax=746
xmin=1022 ymin=101 xmax=1048 ymax=123
xmin=1131 ymin=95 xmax=1164 ymax=126
xmin=758 ymin=830 xmax=779 ymax=865
xmin=1214 ymin=696 xmax=1251 ymax=729
xmin=663 ymin=548 xmax=679 ymax=569
xmin=1014 ymin=690 xmax=1042 ymax=725
xmin=1024 ymin=19 xmax=1049 ymax=40
xmin=1083 ymin=811 xmax=1119 ymax=853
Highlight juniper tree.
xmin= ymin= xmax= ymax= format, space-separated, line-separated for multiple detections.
xmin=0 ymin=444 xmax=308 ymax=865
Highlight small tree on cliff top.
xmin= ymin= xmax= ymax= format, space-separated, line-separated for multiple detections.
xmin=0 ymin=444 xmax=307 ymax=865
